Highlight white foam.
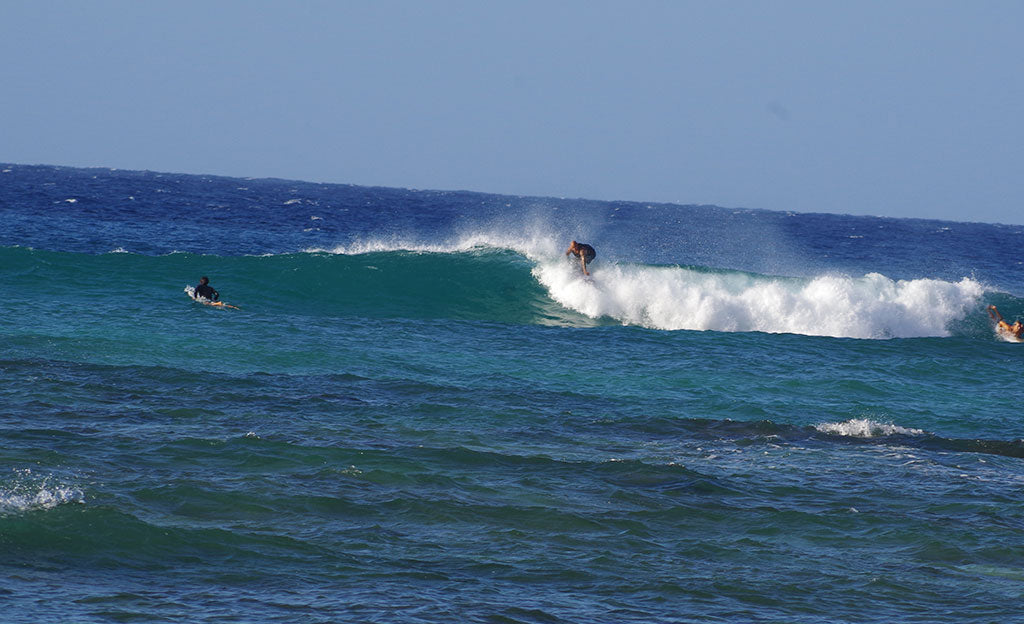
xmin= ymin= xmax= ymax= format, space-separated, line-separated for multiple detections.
xmin=815 ymin=418 xmax=925 ymax=438
xmin=0 ymin=470 xmax=84 ymax=514
xmin=533 ymin=261 xmax=984 ymax=339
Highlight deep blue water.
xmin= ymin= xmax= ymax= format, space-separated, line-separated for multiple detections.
xmin=2 ymin=164 xmax=1024 ymax=623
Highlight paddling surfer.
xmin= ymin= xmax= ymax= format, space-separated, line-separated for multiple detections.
xmin=193 ymin=276 xmax=220 ymax=302
xmin=988 ymin=305 xmax=1023 ymax=339
xmin=565 ymin=241 xmax=596 ymax=276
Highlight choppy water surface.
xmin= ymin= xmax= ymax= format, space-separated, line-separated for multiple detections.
xmin=2 ymin=164 xmax=1024 ymax=623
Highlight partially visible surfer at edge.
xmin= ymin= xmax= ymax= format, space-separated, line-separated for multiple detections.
xmin=193 ymin=276 xmax=219 ymax=302
xmin=565 ymin=240 xmax=596 ymax=276
xmin=988 ymin=305 xmax=1023 ymax=340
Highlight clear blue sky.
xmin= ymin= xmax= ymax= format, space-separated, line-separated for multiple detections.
xmin=2 ymin=1 xmax=1021 ymax=224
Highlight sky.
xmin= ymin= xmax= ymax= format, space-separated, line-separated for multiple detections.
xmin=1 ymin=1 xmax=1021 ymax=224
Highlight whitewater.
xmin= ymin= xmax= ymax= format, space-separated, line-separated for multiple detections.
xmin=3 ymin=164 xmax=1024 ymax=624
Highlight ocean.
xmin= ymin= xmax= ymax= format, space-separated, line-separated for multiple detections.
xmin=2 ymin=163 xmax=1023 ymax=623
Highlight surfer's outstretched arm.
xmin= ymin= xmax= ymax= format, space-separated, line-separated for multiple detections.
xmin=988 ymin=305 xmax=1004 ymax=322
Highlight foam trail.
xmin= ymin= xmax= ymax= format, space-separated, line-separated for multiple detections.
xmin=533 ymin=260 xmax=984 ymax=339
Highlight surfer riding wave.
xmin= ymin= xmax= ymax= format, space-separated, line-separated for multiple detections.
xmin=565 ymin=241 xmax=596 ymax=276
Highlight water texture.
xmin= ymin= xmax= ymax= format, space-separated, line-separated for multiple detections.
xmin=2 ymin=164 xmax=1023 ymax=623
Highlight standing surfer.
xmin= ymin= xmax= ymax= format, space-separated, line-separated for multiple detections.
xmin=565 ymin=241 xmax=596 ymax=276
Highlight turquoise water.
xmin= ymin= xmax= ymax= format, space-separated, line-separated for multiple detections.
xmin=2 ymin=164 xmax=1024 ymax=623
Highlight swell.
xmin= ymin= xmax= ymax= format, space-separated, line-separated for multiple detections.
xmin=1 ymin=244 xmax=1012 ymax=338
xmin=4 ymin=353 xmax=1024 ymax=464
xmin=5 ymin=415 xmax=1023 ymax=540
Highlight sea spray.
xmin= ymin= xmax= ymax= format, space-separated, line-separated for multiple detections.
xmin=815 ymin=418 xmax=926 ymax=438
xmin=0 ymin=469 xmax=84 ymax=514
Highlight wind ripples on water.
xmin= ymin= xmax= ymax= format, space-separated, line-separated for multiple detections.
xmin=3 ymin=165 xmax=1024 ymax=623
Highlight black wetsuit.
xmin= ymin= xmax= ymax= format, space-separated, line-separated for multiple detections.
xmin=195 ymin=283 xmax=219 ymax=301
